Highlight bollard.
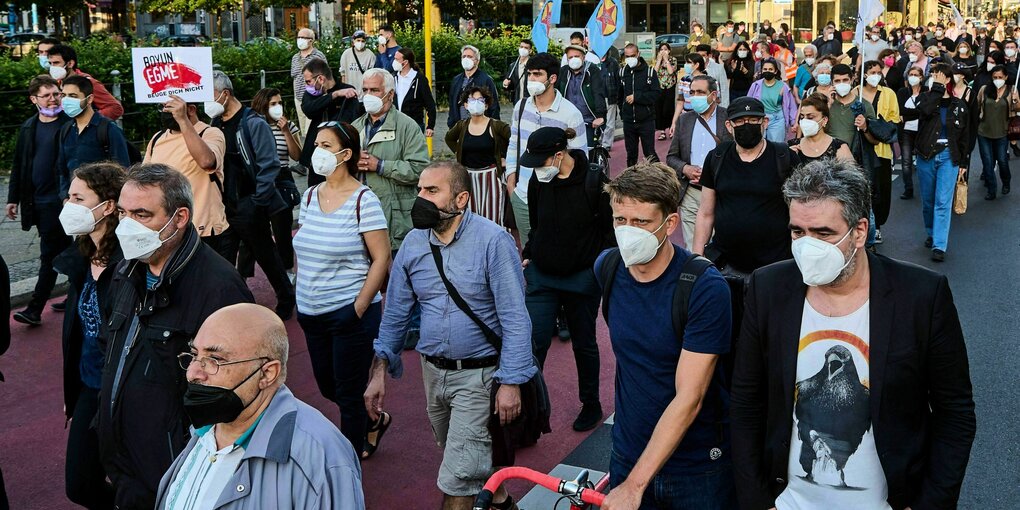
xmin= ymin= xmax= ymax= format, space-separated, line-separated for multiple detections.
xmin=110 ymin=70 xmax=123 ymax=128
xmin=260 ymin=69 xmax=266 ymax=89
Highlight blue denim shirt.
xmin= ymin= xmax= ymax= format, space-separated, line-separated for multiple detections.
xmin=57 ymin=112 xmax=131 ymax=197
xmin=374 ymin=210 xmax=537 ymax=385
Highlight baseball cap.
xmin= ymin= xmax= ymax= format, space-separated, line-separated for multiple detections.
xmin=352 ymin=30 xmax=367 ymax=40
xmin=520 ymin=127 xmax=569 ymax=168
xmin=727 ymin=97 xmax=766 ymax=121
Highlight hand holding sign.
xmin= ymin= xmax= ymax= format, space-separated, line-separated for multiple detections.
xmin=163 ymin=95 xmax=189 ymax=123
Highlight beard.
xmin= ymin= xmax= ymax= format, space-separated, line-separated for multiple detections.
xmin=432 ymin=201 xmax=462 ymax=234
xmin=829 ymin=236 xmax=860 ymax=287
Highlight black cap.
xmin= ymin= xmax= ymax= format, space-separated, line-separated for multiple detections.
xmin=727 ymin=96 xmax=766 ymax=121
xmin=520 ymin=127 xmax=569 ymax=167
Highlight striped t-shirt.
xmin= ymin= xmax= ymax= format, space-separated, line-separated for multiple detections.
xmin=505 ymin=91 xmax=587 ymax=203
xmin=294 ymin=185 xmax=387 ymax=315
xmin=271 ymin=121 xmax=300 ymax=164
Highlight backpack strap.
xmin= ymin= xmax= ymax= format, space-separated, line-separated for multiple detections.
xmin=149 ymin=129 xmax=167 ymax=158
xmin=584 ymin=163 xmax=605 ymax=219
xmin=671 ymin=254 xmax=715 ymax=344
xmin=598 ymin=248 xmax=623 ymax=325
xmin=305 ymin=183 xmax=320 ymax=207
xmin=514 ymin=99 xmax=526 ymax=175
xmin=97 ymin=117 xmax=110 ymax=157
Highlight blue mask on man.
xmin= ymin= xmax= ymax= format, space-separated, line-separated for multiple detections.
xmin=61 ymin=96 xmax=86 ymax=118
xmin=38 ymin=55 xmax=50 ymax=69
xmin=691 ymin=95 xmax=712 ymax=114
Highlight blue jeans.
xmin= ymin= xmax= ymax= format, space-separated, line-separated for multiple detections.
xmin=765 ymin=111 xmax=786 ymax=143
xmin=915 ymin=148 xmax=957 ymax=252
xmin=978 ymin=135 xmax=1012 ymax=194
xmin=610 ymin=451 xmax=738 ymax=510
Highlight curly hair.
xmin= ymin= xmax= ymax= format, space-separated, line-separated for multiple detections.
xmin=73 ymin=162 xmax=127 ymax=266
xmin=458 ymin=85 xmax=494 ymax=108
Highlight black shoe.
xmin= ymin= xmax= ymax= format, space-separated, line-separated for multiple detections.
xmin=13 ymin=308 xmax=42 ymax=326
xmin=1003 ymin=184 xmax=1011 ymax=195
xmin=900 ymin=191 xmax=914 ymax=200
xmin=931 ymin=249 xmax=945 ymax=262
xmin=556 ymin=315 xmax=571 ymax=341
xmin=572 ymin=403 xmax=604 ymax=432
xmin=1011 ymin=143 xmax=1020 ymax=157
xmin=50 ymin=299 xmax=67 ymax=312
xmin=924 ymin=236 xmax=933 ymax=249
xmin=985 ymin=191 xmax=996 ymax=200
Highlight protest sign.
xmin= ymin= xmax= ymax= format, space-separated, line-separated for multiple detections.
xmin=131 ymin=47 xmax=214 ymax=103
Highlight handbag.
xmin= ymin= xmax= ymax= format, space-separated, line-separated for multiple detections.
xmin=1008 ymin=92 xmax=1020 ymax=141
xmin=954 ymin=174 xmax=968 ymax=214
xmin=428 ymin=244 xmax=551 ymax=466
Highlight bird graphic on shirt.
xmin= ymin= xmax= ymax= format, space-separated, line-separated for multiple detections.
xmin=794 ymin=344 xmax=871 ymax=488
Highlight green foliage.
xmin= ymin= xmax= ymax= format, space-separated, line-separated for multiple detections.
xmin=138 ymin=0 xmax=242 ymax=15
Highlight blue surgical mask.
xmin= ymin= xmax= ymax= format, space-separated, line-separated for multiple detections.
xmin=38 ymin=55 xmax=50 ymax=69
xmin=816 ymin=73 xmax=832 ymax=86
xmin=62 ymin=96 xmax=86 ymax=118
xmin=690 ymin=95 xmax=711 ymax=114
xmin=684 ymin=63 xmax=694 ymax=74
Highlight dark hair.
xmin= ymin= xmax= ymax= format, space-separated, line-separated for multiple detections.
xmin=774 ymin=38 xmax=788 ymax=49
xmin=73 ymin=162 xmax=126 ymax=266
xmin=125 ymin=163 xmax=194 ymax=215
xmin=991 ymin=64 xmax=1008 ymax=77
xmin=378 ymin=24 xmax=393 ymax=33
xmin=521 ymin=39 xmax=534 ymax=48
xmin=459 ymin=85 xmax=493 ymax=108
xmin=759 ymin=57 xmax=779 ymax=74
xmin=731 ymin=41 xmax=753 ymax=63
xmin=658 ymin=42 xmax=671 ymax=52
xmin=397 ymin=47 xmax=419 ymax=71
xmin=317 ymin=121 xmax=361 ymax=177
xmin=605 ymin=162 xmax=681 ymax=217
xmin=800 ymin=92 xmax=831 ymax=118
xmin=426 ymin=160 xmax=472 ymax=197
xmin=62 ymin=74 xmax=93 ymax=96
xmin=39 ymin=37 xmax=61 ymax=48
xmin=687 ymin=53 xmax=706 ymax=71
xmin=696 ymin=43 xmax=712 ymax=53
xmin=250 ymin=87 xmax=281 ymax=119
xmin=48 ymin=44 xmax=77 ymax=67
xmin=570 ymin=31 xmax=584 ymax=41
xmin=831 ymin=63 xmax=854 ymax=79
xmin=302 ymin=57 xmax=332 ymax=81
xmin=862 ymin=60 xmax=882 ymax=74
xmin=526 ymin=53 xmax=560 ymax=82
xmin=878 ymin=48 xmax=898 ymax=61
xmin=563 ymin=128 xmax=577 ymax=139
xmin=28 ymin=75 xmax=59 ymax=96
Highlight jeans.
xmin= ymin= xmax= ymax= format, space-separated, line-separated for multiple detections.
xmin=624 ymin=117 xmax=659 ymax=166
xmin=297 ymin=301 xmax=382 ymax=453
xmin=900 ymin=130 xmax=918 ymax=194
xmin=978 ymin=135 xmax=1012 ymax=194
xmin=525 ymin=265 xmax=601 ymax=407
xmin=66 ymin=387 xmax=114 ymax=509
xmin=915 ymin=148 xmax=957 ymax=252
xmin=602 ymin=105 xmax=620 ymax=148
xmin=226 ymin=197 xmax=294 ymax=303
xmin=610 ymin=450 xmax=738 ymax=510
xmin=765 ymin=111 xmax=786 ymax=143
xmin=29 ymin=201 xmax=71 ymax=312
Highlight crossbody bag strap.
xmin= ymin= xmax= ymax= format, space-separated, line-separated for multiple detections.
xmin=429 ymin=243 xmax=502 ymax=352
xmin=694 ymin=113 xmax=722 ymax=145
xmin=514 ymin=100 xmax=526 ymax=175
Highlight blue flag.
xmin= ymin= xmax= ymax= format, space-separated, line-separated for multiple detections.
xmin=585 ymin=0 xmax=625 ymax=58
xmin=531 ymin=0 xmax=561 ymax=53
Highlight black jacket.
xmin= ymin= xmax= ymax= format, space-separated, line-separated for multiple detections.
xmin=601 ymin=55 xmax=621 ymax=106
xmin=300 ymin=81 xmax=364 ymax=183
xmin=731 ymin=253 xmax=976 ymax=510
xmin=556 ymin=63 xmax=608 ymax=121
xmin=618 ymin=59 xmax=660 ymax=124
xmin=395 ymin=70 xmax=438 ymax=131
xmin=97 ymin=224 xmax=253 ymax=510
xmin=914 ymin=84 xmax=970 ymax=167
xmin=7 ymin=114 xmax=72 ymax=230
xmin=504 ymin=58 xmax=531 ymax=104
xmin=53 ymin=242 xmax=123 ymax=423
xmin=448 ymin=69 xmax=501 ymax=127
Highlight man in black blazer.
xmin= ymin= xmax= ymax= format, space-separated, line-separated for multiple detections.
xmin=731 ymin=159 xmax=976 ymax=510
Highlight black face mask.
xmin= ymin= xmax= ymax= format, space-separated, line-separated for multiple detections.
xmin=160 ymin=111 xmax=180 ymax=132
xmin=183 ymin=364 xmax=265 ymax=428
xmin=733 ymin=122 xmax=764 ymax=149
xmin=761 ymin=71 xmax=777 ymax=81
xmin=410 ymin=196 xmax=461 ymax=230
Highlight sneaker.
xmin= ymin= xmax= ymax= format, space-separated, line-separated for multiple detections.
xmin=50 ymin=299 xmax=67 ymax=312
xmin=556 ymin=315 xmax=571 ymax=342
xmin=572 ymin=403 xmax=604 ymax=432
xmin=900 ymin=191 xmax=914 ymax=200
xmin=12 ymin=308 xmax=42 ymax=326
xmin=874 ymin=229 xmax=883 ymax=244
xmin=924 ymin=236 xmax=933 ymax=249
xmin=931 ymin=249 xmax=945 ymax=262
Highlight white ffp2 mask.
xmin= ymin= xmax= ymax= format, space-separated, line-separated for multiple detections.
xmin=791 ymin=229 xmax=857 ymax=286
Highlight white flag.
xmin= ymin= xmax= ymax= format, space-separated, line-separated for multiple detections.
xmin=854 ymin=0 xmax=886 ymax=44
xmin=951 ymin=3 xmax=965 ymax=28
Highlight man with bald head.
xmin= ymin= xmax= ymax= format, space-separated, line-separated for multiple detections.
xmin=156 ymin=304 xmax=365 ymax=509
xmin=290 ymin=27 xmax=327 ymax=137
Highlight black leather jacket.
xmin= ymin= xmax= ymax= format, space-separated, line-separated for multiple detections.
xmin=914 ymin=83 xmax=970 ymax=167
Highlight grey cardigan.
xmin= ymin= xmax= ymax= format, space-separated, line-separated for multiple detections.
xmin=155 ymin=385 xmax=365 ymax=510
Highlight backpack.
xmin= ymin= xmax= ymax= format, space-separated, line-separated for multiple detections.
xmin=61 ymin=116 xmax=143 ymax=165
xmin=149 ymin=126 xmax=222 ymax=194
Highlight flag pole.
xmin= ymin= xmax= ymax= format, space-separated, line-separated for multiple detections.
xmin=424 ymin=0 xmax=433 ymax=157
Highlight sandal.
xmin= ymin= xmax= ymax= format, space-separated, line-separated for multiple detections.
xmin=362 ymin=411 xmax=392 ymax=460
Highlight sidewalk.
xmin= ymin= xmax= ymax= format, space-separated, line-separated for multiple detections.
xmin=1 ymin=108 xmax=624 ymax=306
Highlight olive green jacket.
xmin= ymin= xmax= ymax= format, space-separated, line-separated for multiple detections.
xmin=355 ymin=108 xmax=430 ymax=250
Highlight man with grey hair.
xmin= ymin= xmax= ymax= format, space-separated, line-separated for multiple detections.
xmin=208 ymin=69 xmax=296 ymax=320
xmin=98 ymin=163 xmax=253 ymax=510
xmin=447 ymin=44 xmax=501 ymax=127
xmin=667 ymin=74 xmax=731 ymax=248
xmin=289 ymin=27 xmax=326 ymax=137
xmin=732 ymin=159 xmax=975 ymax=510
xmin=156 ymin=303 xmax=365 ymax=509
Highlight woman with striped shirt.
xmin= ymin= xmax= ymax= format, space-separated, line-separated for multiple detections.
xmin=293 ymin=121 xmax=392 ymax=459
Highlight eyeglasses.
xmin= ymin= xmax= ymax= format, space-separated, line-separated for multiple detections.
xmin=731 ymin=117 xmax=764 ymax=126
xmin=177 ymin=352 xmax=268 ymax=375
xmin=34 ymin=93 xmax=61 ymax=100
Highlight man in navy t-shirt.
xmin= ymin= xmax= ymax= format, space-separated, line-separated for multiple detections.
xmin=596 ymin=162 xmax=737 ymax=509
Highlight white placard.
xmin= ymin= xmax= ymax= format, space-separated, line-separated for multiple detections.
xmin=131 ymin=47 xmax=214 ymax=103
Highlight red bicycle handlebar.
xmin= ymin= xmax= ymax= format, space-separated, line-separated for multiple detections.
xmin=473 ymin=467 xmax=605 ymax=509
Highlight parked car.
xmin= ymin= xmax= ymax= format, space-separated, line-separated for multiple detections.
xmin=165 ymin=34 xmax=209 ymax=47
xmin=655 ymin=34 xmax=690 ymax=59
xmin=6 ymin=32 xmax=48 ymax=59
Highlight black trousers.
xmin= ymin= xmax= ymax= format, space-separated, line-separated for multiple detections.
xmin=873 ymin=157 xmax=893 ymax=228
xmin=226 ymin=198 xmax=294 ymax=302
xmin=66 ymin=387 xmax=114 ymax=510
xmin=900 ymin=130 xmax=917 ymax=194
xmin=655 ymin=85 xmax=677 ymax=131
xmin=297 ymin=302 xmax=382 ymax=453
xmin=624 ymin=117 xmax=659 ymax=167
xmin=237 ymin=207 xmax=295 ymax=276
xmin=29 ymin=201 xmax=72 ymax=312
xmin=201 ymin=228 xmax=240 ymax=265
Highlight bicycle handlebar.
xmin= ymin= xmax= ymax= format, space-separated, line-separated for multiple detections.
xmin=472 ymin=467 xmax=605 ymax=510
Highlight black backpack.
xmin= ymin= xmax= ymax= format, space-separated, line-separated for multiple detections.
xmin=61 ymin=116 xmax=143 ymax=165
